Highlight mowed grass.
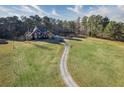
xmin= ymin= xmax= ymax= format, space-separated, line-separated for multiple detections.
xmin=68 ymin=37 xmax=124 ymax=87
xmin=0 ymin=41 xmax=64 ymax=87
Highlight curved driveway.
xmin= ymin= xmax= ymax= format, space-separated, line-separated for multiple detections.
xmin=60 ymin=41 xmax=79 ymax=87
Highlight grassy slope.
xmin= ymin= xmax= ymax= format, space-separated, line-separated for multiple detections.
xmin=0 ymin=41 xmax=64 ymax=87
xmin=0 ymin=42 xmax=14 ymax=86
xmin=68 ymin=37 xmax=124 ymax=87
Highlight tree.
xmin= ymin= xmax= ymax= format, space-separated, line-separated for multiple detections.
xmin=81 ymin=16 xmax=88 ymax=35
xmin=75 ymin=17 xmax=81 ymax=36
xmin=102 ymin=16 xmax=110 ymax=29
xmin=87 ymin=15 xmax=96 ymax=36
xmin=42 ymin=16 xmax=52 ymax=31
xmin=103 ymin=21 xmax=124 ymax=40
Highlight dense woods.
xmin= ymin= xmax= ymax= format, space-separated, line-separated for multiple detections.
xmin=0 ymin=15 xmax=124 ymax=41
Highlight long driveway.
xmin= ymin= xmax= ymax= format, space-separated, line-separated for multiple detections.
xmin=60 ymin=40 xmax=79 ymax=87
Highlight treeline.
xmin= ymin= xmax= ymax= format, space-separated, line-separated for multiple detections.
xmin=0 ymin=15 xmax=76 ymax=40
xmin=0 ymin=15 xmax=124 ymax=41
xmin=81 ymin=15 xmax=124 ymax=41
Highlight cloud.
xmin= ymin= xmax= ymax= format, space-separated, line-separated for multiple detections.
xmin=0 ymin=5 xmax=63 ymax=19
xmin=67 ymin=5 xmax=83 ymax=14
xmin=85 ymin=6 xmax=124 ymax=22
xmin=17 ymin=5 xmax=47 ymax=17
xmin=0 ymin=5 xmax=124 ymax=22
xmin=0 ymin=6 xmax=20 ymax=17
xmin=0 ymin=5 xmax=48 ymax=17
xmin=19 ymin=6 xmax=35 ymax=13
xmin=86 ymin=6 xmax=110 ymax=17
xmin=30 ymin=5 xmax=48 ymax=16
xmin=117 ymin=5 xmax=124 ymax=11
xmin=51 ymin=9 xmax=60 ymax=17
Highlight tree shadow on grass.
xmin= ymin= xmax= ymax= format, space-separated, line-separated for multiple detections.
xmin=27 ymin=39 xmax=65 ymax=50
xmin=44 ymin=39 xmax=64 ymax=45
xmin=30 ymin=43 xmax=52 ymax=50
xmin=33 ymin=39 xmax=65 ymax=45
xmin=66 ymin=38 xmax=82 ymax=41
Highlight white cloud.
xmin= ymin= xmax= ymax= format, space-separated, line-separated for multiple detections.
xmin=30 ymin=5 xmax=48 ymax=16
xmin=0 ymin=5 xmax=48 ymax=17
xmin=0 ymin=6 xmax=20 ymax=17
xmin=0 ymin=5 xmax=124 ymax=22
xmin=19 ymin=5 xmax=47 ymax=17
xmin=19 ymin=6 xmax=35 ymax=13
xmin=0 ymin=5 xmax=63 ymax=19
xmin=117 ymin=5 xmax=124 ymax=11
xmin=86 ymin=6 xmax=110 ymax=17
xmin=67 ymin=5 xmax=83 ymax=14
xmin=51 ymin=9 xmax=60 ymax=17
xmin=85 ymin=6 xmax=124 ymax=22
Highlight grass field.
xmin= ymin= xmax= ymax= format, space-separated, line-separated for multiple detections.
xmin=0 ymin=41 xmax=64 ymax=86
xmin=68 ymin=37 xmax=124 ymax=87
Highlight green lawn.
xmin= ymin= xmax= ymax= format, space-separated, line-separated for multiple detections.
xmin=0 ymin=41 xmax=64 ymax=87
xmin=68 ymin=37 xmax=124 ymax=87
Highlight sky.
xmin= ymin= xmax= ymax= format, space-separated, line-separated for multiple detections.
xmin=0 ymin=5 xmax=124 ymax=22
